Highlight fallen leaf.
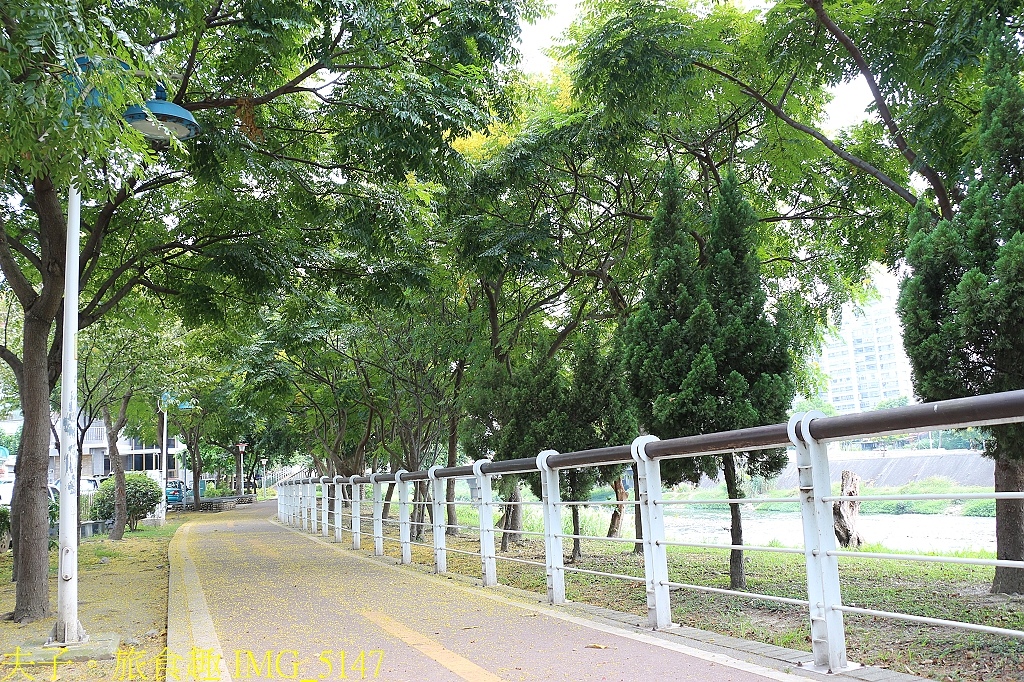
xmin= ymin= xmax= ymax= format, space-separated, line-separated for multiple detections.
xmin=586 ymin=644 xmax=609 ymax=649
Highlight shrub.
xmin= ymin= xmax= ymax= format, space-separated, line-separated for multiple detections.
xmin=94 ymin=474 xmax=163 ymax=531
xmin=962 ymin=499 xmax=996 ymax=517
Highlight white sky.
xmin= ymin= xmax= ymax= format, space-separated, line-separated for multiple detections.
xmin=516 ymin=0 xmax=874 ymax=132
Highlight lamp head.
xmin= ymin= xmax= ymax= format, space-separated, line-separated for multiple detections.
xmin=124 ymin=84 xmax=200 ymax=142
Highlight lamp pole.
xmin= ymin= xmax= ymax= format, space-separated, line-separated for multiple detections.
xmin=261 ymin=458 xmax=268 ymax=500
xmin=156 ymin=394 xmax=170 ymax=522
xmin=53 ymin=62 xmax=201 ymax=645
xmin=54 ymin=183 xmax=82 ymax=644
xmin=236 ymin=442 xmax=247 ymax=495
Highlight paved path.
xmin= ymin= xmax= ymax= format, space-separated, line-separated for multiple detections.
xmin=166 ymin=502 xmax=880 ymax=682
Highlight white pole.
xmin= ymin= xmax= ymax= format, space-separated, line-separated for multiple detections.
xmin=156 ymin=402 xmax=167 ymax=521
xmin=54 ymin=185 xmax=83 ymax=644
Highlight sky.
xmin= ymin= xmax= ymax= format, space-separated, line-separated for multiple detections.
xmin=515 ymin=0 xmax=874 ymax=132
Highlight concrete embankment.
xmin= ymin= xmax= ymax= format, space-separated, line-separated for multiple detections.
xmin=772 ymin=448 xmax=993 ymax=489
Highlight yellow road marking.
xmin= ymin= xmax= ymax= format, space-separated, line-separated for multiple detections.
xmin=360 ymin=610 xmax=507 ymax=682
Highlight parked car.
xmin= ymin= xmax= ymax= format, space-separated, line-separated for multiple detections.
xmin=166 ymin=479 xmax=188 ymax=503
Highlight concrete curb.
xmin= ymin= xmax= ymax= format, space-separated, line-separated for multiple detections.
xmin=167 ymin=520 xmax=234 ymax=681
xmin=269 ymin=514 xmax=923 ymax=682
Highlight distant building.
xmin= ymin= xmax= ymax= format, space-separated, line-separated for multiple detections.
xmin=51 ymin=420 xmax=186 ymax=483
xmin=813 ymin=269 xmax=916 ymax=414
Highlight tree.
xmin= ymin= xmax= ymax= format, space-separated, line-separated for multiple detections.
xmin=93 ymin=473 xmax=162 ymax=532
xmin=1 ymin=0 xmax=531 ymax=621
xmin=898 ymin=31 xmax=1024 ymax=593
xmin=474 ymin=334 xmax=635 ymax=562
xmin=621 ymin=168 xmax=794 ymax=589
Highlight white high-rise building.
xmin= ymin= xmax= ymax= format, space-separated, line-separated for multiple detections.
xmin=813 ymin=269 xmax=916 ymax=414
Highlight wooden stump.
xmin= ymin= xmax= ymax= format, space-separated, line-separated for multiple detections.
xmin=833 ymin=470 xmax=864 ymax=548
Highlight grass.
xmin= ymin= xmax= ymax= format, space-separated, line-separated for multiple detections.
xmin=0 ymin=514 xmax=197 ymax=681
xmin=354 ymin=508 xmax=1024 ymax=682
xmin=657 ymin=477 xmax=998 ymax=517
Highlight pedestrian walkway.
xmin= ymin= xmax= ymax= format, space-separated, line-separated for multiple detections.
xmin=167 ymin=502 xmax=917 ymax=682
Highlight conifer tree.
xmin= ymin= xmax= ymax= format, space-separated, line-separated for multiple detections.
xmin=898 ymin=32 xmax=1024 ymax=593
xmin=622 ymin=168 xmax=794 ymax=589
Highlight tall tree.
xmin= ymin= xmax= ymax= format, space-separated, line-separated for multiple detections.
xmin=898 ymin=31 xmax=1024 ymax=593
xmin=621 ymin=168 xmax=794 ymax=589
xmin=0 ymin=0 xmax=530 ymax=619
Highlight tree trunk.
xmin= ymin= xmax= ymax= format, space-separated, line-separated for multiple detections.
xmin=189 ymin=435 xmax=203 ymax=511
xmin=993 ymin=456 xmax=1024 ymax=594
xmin=632 ymin=464 xmax=643 ymax=554
xmin=446 ymin=412 xmax=458 ymax=536
xmin=12 ymin=319 xmax=55 ymax=621
xmin=571 ymin=505 xmax=582 ymax=563
xmin=102 ymin=405 xmax=128 ymax=541
xmin=722 ymin=453 xmax=745 ymax=590
xmin=234 ymin=448 xmax=243 ymax=495
xmin=607 ymin=476 xmax=628 ymax=537
xmin=833 ymin=470 xmax=863 ymax=549
xmin=382 ymin=482 xmax=396 ymax=519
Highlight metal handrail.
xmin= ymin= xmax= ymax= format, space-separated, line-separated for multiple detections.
xmin=273 ymin=386 xmax=1024 ymax=671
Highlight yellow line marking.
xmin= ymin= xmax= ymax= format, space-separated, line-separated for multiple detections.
xmin=361 ymin=610 xmax=507 ymax=682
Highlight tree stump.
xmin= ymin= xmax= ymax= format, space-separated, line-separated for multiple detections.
xmin=833 ymin=470 xmax=864 ymax=548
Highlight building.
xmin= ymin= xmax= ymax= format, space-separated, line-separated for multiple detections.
xmin=813 ymin=269 xmax=916 ymax=414
xmin=53 ymin=420 xmax=186 ymax=483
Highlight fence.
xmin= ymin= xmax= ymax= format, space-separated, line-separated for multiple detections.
xmin=277 ymin=389 xmax=1024 ymax=675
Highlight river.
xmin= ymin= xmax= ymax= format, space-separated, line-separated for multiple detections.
xmin=660 ymin=509 xmax=997 ymax=553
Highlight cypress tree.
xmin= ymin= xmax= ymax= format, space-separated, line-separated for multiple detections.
xmin=622 ymin=168 xmax=794 ymax=589
xmin=898 ymin=32 xmax=1024 ymax=593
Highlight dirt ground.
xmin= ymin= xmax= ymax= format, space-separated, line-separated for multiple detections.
xmin=0 ymin=515 xmax=193 ymax=680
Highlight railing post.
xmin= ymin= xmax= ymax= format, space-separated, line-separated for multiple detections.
xmin=536 ymin=450 xmax=565 ymax=604
xmin=632 ymin=435 xmax=674 ymax=630
xmin=395 ymin=470 xmax=411 ymax=564
xmin=789 ymin=412 xmax=849 ymax=673
xmin=473 ymin=460 xmax=497 ymax=587
xmin=370 ymin=474 xmax=384 ymax=556
xmin=333 ymin=476 xmax=344 ymax=543
xmin=349 ymin=476 xmax=362 ymax=550
xmin=311 ymin=480 xmax=320 ymax=534
xmin=319 ymin=477 xmax=329 ymax=537
xmin=428 ymin=466 xmax=447 ymax=573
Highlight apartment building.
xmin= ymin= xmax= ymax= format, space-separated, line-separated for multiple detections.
xmin=813 ymin=269 xmax=916 ymax=414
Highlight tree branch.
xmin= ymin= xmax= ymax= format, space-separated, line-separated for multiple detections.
xmin=805 ymin=0 xmax=953 ymax=220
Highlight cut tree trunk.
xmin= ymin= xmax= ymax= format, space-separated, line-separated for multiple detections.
xmin=832 ymin=470 xmax=863 ymax=549
xmin=722 ymin=453 xmax=745 ymax=590
xmin=607 ymin=476 xmax=628 ymax=537
xmin=993 ymin=456 xmax=1024 ymax=594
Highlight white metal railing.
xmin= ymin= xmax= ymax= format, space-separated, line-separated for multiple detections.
xmin=275 ymin=389 xmax=1024 ymax=675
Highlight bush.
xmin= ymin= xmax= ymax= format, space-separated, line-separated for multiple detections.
xmin=94 ymin=474 xmax=163 ymax=531
xmin=962 ymin=499 xmax=996 ymax=517
xmin=202 ymin=485 xmax=231 ymax=498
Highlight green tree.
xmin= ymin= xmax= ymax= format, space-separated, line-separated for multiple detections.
xmin=93 ymin=473 xmax=162 ymax=532
xmin=482 ymin=334 xmax=636 ymax=562
xmin=898 ymin=31 xmax=1024 ymax=593
xmin=621 ymin=169 xmax=794 ymax=589
xmin=0 ymin=0 xmax=531 ymax=620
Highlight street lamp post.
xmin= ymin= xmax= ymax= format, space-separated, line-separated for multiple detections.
xmin=156 ymin=392 xmax=171 ymax=522
xmin=261 ymin=458 xmax=268 ymax=500
xmin=53 ymin=64 xmax=200 ymax=645
xmin=236 ymin=442 xmax=247 ymax=495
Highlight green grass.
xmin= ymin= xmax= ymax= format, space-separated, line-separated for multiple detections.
xmin=362 ymin=511 xmax=1024 ymax=681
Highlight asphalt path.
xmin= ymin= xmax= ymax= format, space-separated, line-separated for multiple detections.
xmin=166 ymin=501 xmax=817 ymax=682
